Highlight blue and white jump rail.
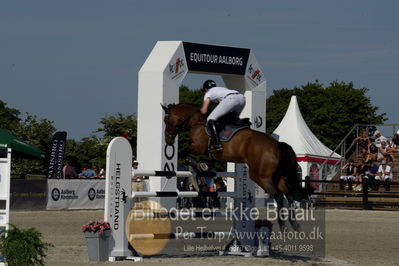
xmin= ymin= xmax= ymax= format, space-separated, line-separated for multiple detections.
xmin=132 ymin=191 xmax=237 ymax=198
xmin=104 ymin=137 xmax=270 ymax=262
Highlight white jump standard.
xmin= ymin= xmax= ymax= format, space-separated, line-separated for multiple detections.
xmin=0 ymin=149 xmax=11 ymax=266
xmin=104 ymin=137 xmax=270 ymax=262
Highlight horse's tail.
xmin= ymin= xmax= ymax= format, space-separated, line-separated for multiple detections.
xmin=277 ymin=142 xmax=313 ymax=200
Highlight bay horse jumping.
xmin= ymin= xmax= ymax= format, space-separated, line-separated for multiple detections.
xmin=162 ymin=103 xmax=310 ymax=229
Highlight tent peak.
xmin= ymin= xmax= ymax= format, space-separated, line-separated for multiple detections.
xmin=272 ymin=96 xmax=340 ymax=159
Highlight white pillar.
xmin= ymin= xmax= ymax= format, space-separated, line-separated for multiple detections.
xmin=137 ymin=41 xmax=187 ymax=208
xmin=225 ymin=51 xmax=267 ymax=208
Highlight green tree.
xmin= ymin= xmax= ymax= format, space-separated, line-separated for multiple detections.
xmin=74 ymin=136 xmax=106 ymax=171
xmin=0 ymin=100 xmax=20 ymax=132
xmin=266 ymin=81 xmax=387 ymax=149
xmin=64 ymin=113 xmax=138 ymax=173
xmin=11 ymin=114 xmax=56 ymax=178
xmin=13 ymin=114 xmax=55 ymax=152
xmin=180 ymin=85 xmax=203 ymax=105
xmin=96 ymin=113 xmax=137 ymax=155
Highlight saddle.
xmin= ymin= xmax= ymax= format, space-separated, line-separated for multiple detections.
xmin=205 ymin=113 xmax=251 ymax=142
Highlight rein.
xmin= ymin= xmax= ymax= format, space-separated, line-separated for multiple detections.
xmin=177 ymin=107 xmax=205 ymax=128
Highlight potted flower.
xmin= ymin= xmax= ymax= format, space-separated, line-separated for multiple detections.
xmin=82 ymin=220 xmax=111 ymax=261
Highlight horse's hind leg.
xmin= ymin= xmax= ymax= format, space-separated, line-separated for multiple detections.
xmin=274 ymin=192 xmax=288 ymax=231
xmin=277 ymin=177 xmax=300 ymax=231
xmin=286 ymin=194 xmax=300 ymax=231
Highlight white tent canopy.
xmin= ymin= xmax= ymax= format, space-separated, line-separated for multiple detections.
xmin=272 ymin=95 xmax=341 ymax=160
xmin=272 ymin=96 xmax=341 ymax=183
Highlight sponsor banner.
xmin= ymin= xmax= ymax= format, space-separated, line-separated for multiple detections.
xmin=183 ymin=42 xmax=250 ymax=75
xmin=10 ymin=179 xmax=47 ymax=210
xmin=245 ymin=52 xmax=266 ymax=89
xmin=168 ymin=55 xmax=187 ymax=80
xmin=46 ymin=131 xmax=67 ymax=179
xmin=47 ymin=179 xmax=105 ymax=210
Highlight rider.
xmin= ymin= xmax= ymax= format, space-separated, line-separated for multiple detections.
xmin=200 ymin=80 xmax=246 ymax=152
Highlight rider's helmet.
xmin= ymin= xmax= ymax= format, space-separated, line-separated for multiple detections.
xmin=202 ymin=80 xmax=216 ymax=92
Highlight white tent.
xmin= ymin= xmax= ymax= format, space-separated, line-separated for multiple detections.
xmin=272 ymin=96 xmax=342 ymax=187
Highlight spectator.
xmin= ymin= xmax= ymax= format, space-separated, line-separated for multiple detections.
xmin=351 ymin=130 xmax=371 ymax=161
xmin=62 ymin=160 xmax=78 ymax=179
xmin=79 ymin=166 xmax=97 ymax=179
xmin=365 ymin=143 xmax=378 ymax=162
xmin=131 ymin=160 xmax=145 ymax=202
xmin=354 ymin=161 xmax=367 ymax=191
xmin=376 ymin=160 xmax=393 ymax=191
xmin=309 ymin=163 xmax=321 ymax=192
xmin=78 ymin=167 xmax=87 ymax=178
xmin=374 ymin=130 xmax=387 ymax=148
xmin=377 ymin=141 xmax=395 ymax=162
xmin=98 ymin=168 xmax=105 ymax=178
xmin=391 ymin=133 xmax=399 ymax=150
xmin=92 ymin=165 xmax=99 ymax=176
xmin=340 ymin=160 xmax=357 ymax=190
xmin=364 ymin=160 xmax=379 ymax=191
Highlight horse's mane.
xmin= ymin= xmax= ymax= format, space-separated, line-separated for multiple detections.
xmin=170 ymin=103 xmax=200 ymax=112
xmin=176 ymin=103 xmax=200 ymax=107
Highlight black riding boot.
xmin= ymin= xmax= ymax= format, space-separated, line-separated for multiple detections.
xmin=207 ymin=120 xmax=223 ymax=152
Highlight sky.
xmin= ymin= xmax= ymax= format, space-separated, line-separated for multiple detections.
xmin=1 ymin=1 xmax=398 ymax=140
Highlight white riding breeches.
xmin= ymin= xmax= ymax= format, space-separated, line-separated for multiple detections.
xmin=207 ymin=94 xmax=246 ymax=121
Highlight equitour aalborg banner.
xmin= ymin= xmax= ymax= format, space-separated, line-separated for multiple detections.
xmin=182 ymin=42 xmax=250 ymax=75
xmin=46 ymin=131 xmax=67 ymax=179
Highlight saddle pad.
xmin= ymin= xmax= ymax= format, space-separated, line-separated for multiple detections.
xmin=219 ymin=124 xmax=250 ymax=142
xmin=205 ymin=124 xmax=250 ymax=142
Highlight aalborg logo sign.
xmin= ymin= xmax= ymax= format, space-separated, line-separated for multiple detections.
xmin=88 ymin=188 xmax=105 ymax=200
xmin=88 ymin=188 xmax=96 ymax=200
xmin=51 ymin=188 xmax=60 ymax=201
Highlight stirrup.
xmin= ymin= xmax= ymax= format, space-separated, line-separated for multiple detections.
xmin=209 ymin=142 xmax=223 ymax=152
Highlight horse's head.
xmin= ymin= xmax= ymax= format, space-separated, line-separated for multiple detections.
xmin=162 ymin=103 xmax=203 ymax=145
xmin=161 ymin=104 xmax=183 ymax=145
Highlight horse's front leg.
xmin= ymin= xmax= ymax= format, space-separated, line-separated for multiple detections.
xmin=189 ymin=127 xmax=209 ymax=155
xmin=188 ymin=140 xmax=208 ymax=155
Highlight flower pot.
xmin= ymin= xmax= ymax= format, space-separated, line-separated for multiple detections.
xmin=84 ymin=230 xmax=111 ymax=261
